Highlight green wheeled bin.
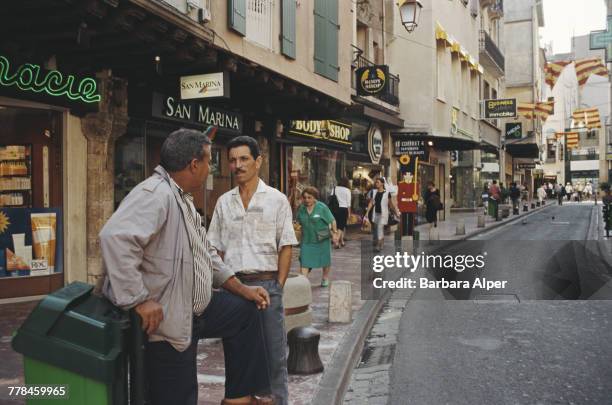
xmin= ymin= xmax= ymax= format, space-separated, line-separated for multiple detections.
xmin=11 ymin=281 xmax=144 ymax=405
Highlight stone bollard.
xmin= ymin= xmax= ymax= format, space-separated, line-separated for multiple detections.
xmin=287 ymin=326 xmax=324 ymax=375
xmin=536 ymin=201 xmax=541 ymax=207
xmin=500 ymin=205 xmax=511 ymax=218
xmin=523 ymin=204 xmax=528 ymax=212
xmin=283 ymin=274 xmax=313 ymax=333
xmin=542 ymin=200 xmax=546 ymax=205
xmin=329 ymin=281 xmax=352 ymax=323
xmin=513 ymin=206 xmax=519 ymax=215
xmin=455 ymin=220 xmax=466 ymax=235
xmin=477 ymin=215 xmax=485 ymax=228
xmin=428 ymin=226 xmax=440 ymax=241
xmin=531 ymin=202 xmax=536 ymax=209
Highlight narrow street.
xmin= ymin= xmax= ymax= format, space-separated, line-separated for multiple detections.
xmin=388 ymin=203 xmax=612 ymax=405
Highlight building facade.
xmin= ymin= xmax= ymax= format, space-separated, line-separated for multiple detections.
xmin=504 ymin=0 xmax=546 ymax=194
xmin=0 ymin=0 xmax=354 ymax=298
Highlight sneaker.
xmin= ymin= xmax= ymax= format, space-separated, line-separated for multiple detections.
xmin=321 ymin=279 xmax=330 ymax=287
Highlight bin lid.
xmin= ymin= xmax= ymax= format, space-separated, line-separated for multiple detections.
xmin=12 ymin=282 xmax=130 ymax=383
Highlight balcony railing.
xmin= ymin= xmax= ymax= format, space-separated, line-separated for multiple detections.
xmin=351 ymin=45 xmax=400 ymax=107
xmin=479 ymin=30 xmax=505 ymax=75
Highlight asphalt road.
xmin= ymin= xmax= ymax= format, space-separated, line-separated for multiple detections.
xmin=389 ymin=203 xmax=612 ymax=405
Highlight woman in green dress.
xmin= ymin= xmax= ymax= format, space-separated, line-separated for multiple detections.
xmin=297 ymin=186 xmax=339 ymax=287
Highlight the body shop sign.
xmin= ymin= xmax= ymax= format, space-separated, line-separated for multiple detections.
xmin=180 ymin=72 xmax=230 ymax=100
xmin=287 ymin=120 xmax=351 ymax=147
xmin=356 ymin=65 xmax=389 ymax=96
xmin=152 ymin=94 xmax=242 ymax=134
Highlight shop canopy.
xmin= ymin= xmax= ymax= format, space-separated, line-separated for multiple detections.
xmin=504 ymin=134 xmax=540 ymax=158
xmin=391 ymin=132 xmax=481 ymax=151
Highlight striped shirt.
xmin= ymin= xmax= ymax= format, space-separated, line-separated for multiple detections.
xmin=173 ymin=180 xmax=212 ymax=315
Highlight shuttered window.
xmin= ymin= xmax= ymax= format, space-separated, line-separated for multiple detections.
xmin=314 ymin=0 xmax=339 ymax=81
xmin=281 ymin=0 xmax=296 ymax=59
xmin=228 ymin=0 xmax=246 ymax=36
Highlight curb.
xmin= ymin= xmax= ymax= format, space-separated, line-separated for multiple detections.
xmin=311 ymin=290 xmax=390 ymax=405
xmin=312 ymin=202 xmax=553 ymax=405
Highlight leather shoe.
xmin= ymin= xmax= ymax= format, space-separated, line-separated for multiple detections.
xmin=252 ymin=395 xmax=275 ymax=405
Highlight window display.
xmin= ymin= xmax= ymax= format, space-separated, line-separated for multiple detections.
xmin=0 ymin=145 xmax=32 ymax=208
xmin=0 ymin=208 xmax=63 ymax=278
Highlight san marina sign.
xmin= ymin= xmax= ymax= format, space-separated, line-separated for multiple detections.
xmin=152 ymin=94 xmax=243 ymax=134
xmin=0 ymin=55 xmax=101 ymax=104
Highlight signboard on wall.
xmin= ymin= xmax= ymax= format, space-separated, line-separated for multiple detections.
xmin=393 ymin=139 xmax=429 ymax=160
xmin=368 ymin=124 xmax=383 ymax=164
xmin=287 ymin=120 xmax=352 ymax=147
xmin=516 ymin=163 xmax=536 ymax=170
xmin=152 ymin=93 xmax=243 ymax=134
xmin=180 ymin=72 xmax=230 ymax=100
xmin=482 ymin=98 xmax=517 ymax=119
xmin=505 ymin=122 xmax=522 ymax=140
xmin=356 ymin=65 xmax=390 ymax=97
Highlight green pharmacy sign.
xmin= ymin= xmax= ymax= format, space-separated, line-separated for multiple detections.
xmin=0 ymin=55 xmax=101 ymax=104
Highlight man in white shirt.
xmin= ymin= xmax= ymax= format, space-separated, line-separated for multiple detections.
xmin=208 ymin=136 xmax=297 ymax=405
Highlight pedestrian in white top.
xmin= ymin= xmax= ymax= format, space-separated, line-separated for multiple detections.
xmin=207 ymin=136 xmax=297 ymax=405
xmin=331 ymin=177 xmax=352 ymax=247
xmin=537 ymin=185 xmax=547 ymax=204
xmin=584 ymin=182 xmax=593 ymax=200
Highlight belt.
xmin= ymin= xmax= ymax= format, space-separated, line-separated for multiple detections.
xmin=236 ymin=271 xmax=278 ymax=282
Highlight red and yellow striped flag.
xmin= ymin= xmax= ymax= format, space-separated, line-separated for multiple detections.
xmin=575 ymin=57 xmax=609 ymax=87
xmin=534 ymin=100 xmax=555 ymax=121
xmin=517 ymin=102 xmax=535 ymax=119
xmin=555 ymin=132 xmax=580 ymax=149
xmin=572 ymin=107 xmax=601 ymax=129
xmin=545 ymin=61 xmax=572 ymax=88
xmin=565 ymin=132 xmax=580 ymax=149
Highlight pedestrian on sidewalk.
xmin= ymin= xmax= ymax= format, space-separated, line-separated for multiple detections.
xmin=509 ymin=182 xmax=521 ymax=212
xmin=99 ymin=128 xmax=274 ymax=405
xmin=296 ymin=186 xmax=339 ymax=287
xmin=556 ymin=182 xmax=565 ymax=205
xmin=331 ymin=177 xmax=352 ymax=248
xmin=566 ymin=182 xmax=573 ymax=201
xmin=364 ymin=177 xmax=400 ymax=252
xmin=207 ymin=136 xmax=298 ymax=405
xmin=424 ymin=181 xmax=442 ymax=228
xmin=488 ymin=180 xmax=501 ymax=218
xmin=537 ymin=184 xmax=547 ymax=205
xmin=584 ymin=182 xmax=593 ymax=201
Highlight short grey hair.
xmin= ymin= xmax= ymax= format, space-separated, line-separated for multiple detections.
xmin=160 ymin=128 xmax=211 ymax=172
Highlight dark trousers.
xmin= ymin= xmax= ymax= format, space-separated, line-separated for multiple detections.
xmin=145 ymin=290 xmax=270 ymax=405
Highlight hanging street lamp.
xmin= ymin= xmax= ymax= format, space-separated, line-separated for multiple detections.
xmin=398 ymin=0 xmax=423 ymax=33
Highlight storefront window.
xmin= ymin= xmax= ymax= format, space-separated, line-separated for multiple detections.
xmin=286 ymin=146 xmax=343 ymax=214
xmin=0 ymin=104 xmax=63 ymax=280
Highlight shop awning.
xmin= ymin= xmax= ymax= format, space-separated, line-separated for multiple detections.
xmin=479 ymin=138 xmax=499 ymax=154
xmin=345 ymin=104 xmax=404 ymax=128
xmin=391 ymin=132 xmax=480 ymax=151
xmin=505 ymin=135 xmax=540 ymax=158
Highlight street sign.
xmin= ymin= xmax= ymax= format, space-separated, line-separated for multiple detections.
xmin=516 ymin=163 xmax=536 ymax=170
xmin=482 ymin=98 xmax=517 ymax=119
xmin=590 ymin=15 xmax=612 ymax=63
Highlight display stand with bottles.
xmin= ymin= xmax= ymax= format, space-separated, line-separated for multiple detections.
xmin=0 ymin=145 xmax=32 ymax=208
